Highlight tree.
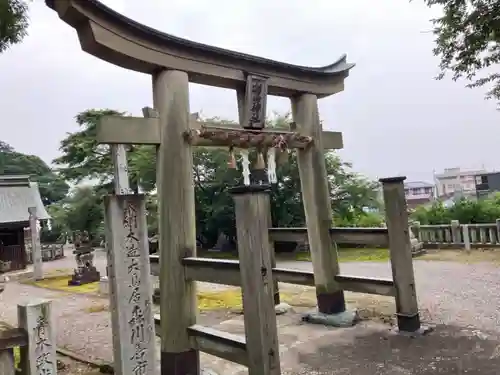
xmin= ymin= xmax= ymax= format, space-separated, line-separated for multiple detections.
xmin=55 ymin=109 xmax=381 ymax=248
xmin=421 ymin=0 xmax=500 ymax=101
xmin=0 ymin=0 xmax=30 ymax=53
xmin=54 ymin=109 xmax=157 ymax=192
xmin=0 ymin=141 xmax=69 ymax=204
xmin=54 ymin=109 xmax=124 ymax=185
xmin=46 ymin=185 xmax=108 ymax=243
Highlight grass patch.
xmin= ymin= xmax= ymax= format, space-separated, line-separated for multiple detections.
xmin=198 ymin=251 xmax=238 ymax=260
xmin=200 ymin=248 xmax=391 ymax=263
xmin=293 ymin=248 xmax=390 ymax=262
xmin=84 ymin=304 xmax=108 ymax=314
xmin=418 ymin=249 xmax=500 ymax=265
xmin=25 ymin=275 xmax=99 ymax=294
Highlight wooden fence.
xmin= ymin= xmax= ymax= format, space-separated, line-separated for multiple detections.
xmin=0 ymin=299 xmax=57 ymax=375
xmin=0 ymin=245 xmax=25 ymax=272
xmin=412 ymin=219 xmax=500 ymax=250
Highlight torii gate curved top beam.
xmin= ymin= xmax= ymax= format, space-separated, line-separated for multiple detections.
xmin=46 ymin=0 xmax=354 ymax=97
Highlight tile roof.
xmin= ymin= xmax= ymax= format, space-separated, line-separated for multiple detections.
xmin=0 ymin=175 xmax=50 ymax=224
xmin=404 ymin=181 xmax=434 ymax=188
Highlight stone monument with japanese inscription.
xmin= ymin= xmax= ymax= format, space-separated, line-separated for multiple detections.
xmin=104 ymin=195 xmax=156 ymax=375
xmin=68 ymin=231 xmax=100 ymax=286
xmin=17 ymin=299 xmax=57 ymax=375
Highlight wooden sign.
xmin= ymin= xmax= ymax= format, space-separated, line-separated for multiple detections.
xmin=244 ymin=75 xmax=268 ymax=129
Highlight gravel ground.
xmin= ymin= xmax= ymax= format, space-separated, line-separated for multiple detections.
xmin=280 ymin=259 xmax=500 ymax=331
xmin=2 ymin=255 xmax=500 ymax=366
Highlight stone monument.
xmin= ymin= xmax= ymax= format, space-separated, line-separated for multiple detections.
xmin=68 ymin=231 xmax=100 ymax=286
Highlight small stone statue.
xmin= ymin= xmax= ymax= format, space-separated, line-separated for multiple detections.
xmin=68 ymin=230 xmax=100 ymax=286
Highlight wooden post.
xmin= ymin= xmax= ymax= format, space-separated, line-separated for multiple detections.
xmin=153 ymin=69 xmax=199 ymax=374
xmin=380 ymin=177 xmax=421 ymax=333
xmin=451 ymin=220 xmax=461 ymax=244
xmin=463 ymin=224 xmax=471 ymax=251
xmin=28 ymin=207 xmax=42 ymax=281
xmin=17 ymin=299 xmax=57 ymax=375
xmin=236 ymin=88 xmax=282 ymax=308
xmin=266 ymin=200 xmax=281 ymax=306
xmin=104 ymin=194 xmax=156 ymax=375
xmin=230 ymin=185 xmax=281 ymax=375
xmin=291 ymin=94 xmax=345 ymax=314
xmin=111 ymin=144 xmax=133 ymax=195
xmin=496 ymin=219 xmax=500 ymax=244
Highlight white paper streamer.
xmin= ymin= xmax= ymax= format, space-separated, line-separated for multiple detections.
xmin=267 ymin=148 xmax=277 ymax=183
xmin=240 ymin=150 xmax=251 ymax=186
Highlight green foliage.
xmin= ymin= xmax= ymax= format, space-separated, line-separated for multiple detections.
xmin=46 ymin=185 xmax=107 ymax=243
xmin=0 ymin=0 xmax=29 ymax=53
xmin=54 ymin=110 xmax=380 ymax=246
xmin=334 ymin=211 xmax=385 ymax=228
xmin=421 ymin=0 xmax=500 ymax=102
xmin=412 ymin=195 xmax=500 ymax=224
xmin=53 ymin=109 xmax=125 ymax=185
xmin=0 ymin=141 xmax=69 ymax=204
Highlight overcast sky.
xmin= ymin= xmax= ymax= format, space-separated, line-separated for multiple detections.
xmin=1 ymin=0 xmax=498 ymax=183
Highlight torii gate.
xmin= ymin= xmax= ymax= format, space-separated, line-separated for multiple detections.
xmin=46 ymin=1 xmax=354 ymax=374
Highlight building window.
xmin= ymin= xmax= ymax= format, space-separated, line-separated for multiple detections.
xmin=482 ymin=175 xmax=488 ymax=184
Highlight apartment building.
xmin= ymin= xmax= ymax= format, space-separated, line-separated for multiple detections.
xmin=434 ymin=167 xmax=486 ymax=197
xmin=404 ymin=181 xmax=435 ymax=209
xmin=474 ymin=172 xmax=500 ymax=199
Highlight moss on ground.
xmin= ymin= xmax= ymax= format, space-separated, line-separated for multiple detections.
xmin=26 ymin=275 xmax=99 ymax=294
xmin=200 ymin=248 xmax=391 ymax=263
xmin=293 ymin=248 xmax=390 ymax=262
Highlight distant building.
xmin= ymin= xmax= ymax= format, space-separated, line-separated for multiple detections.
xmin=0 ymin=175 xmax=50 ymax=273
xmin=404 ymin=181 xmax=435 ymax=209
xmin=434 ymin=167 xmax=487 ymax=198
xmin=474 ymin=172 xmax=500 ymax=199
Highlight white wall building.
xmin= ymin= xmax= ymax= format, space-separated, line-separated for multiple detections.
xmin=434 ymin=167 xmax=487 ymax=197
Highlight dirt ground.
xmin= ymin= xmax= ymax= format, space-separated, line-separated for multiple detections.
xmin=7 ymin=248 xmax=500 ymax=374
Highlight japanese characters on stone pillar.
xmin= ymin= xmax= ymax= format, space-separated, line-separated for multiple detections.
xmin=104 ymin=194 xmax=156 ymax=375
xmin=28 ymin=207 xmax=43 ymax=281
xmin=17 ymin=299 xmax=57 ymax=375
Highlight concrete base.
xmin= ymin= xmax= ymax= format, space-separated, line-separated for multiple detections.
xmin=99 ymin=277 xmax=109 ymax=295
xmin=302 ymin=308 xmax=359 ymax=327
xmin=275 ymin=302 xmax=291 ymax=315
xmin=392 ymin=325 xmax=434 ymax=337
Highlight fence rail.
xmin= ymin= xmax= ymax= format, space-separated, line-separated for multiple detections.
xmin=412 ymin=219 xmax=500 ymax=249
xmin=26 ymin=243 xmax=65 ymax=264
